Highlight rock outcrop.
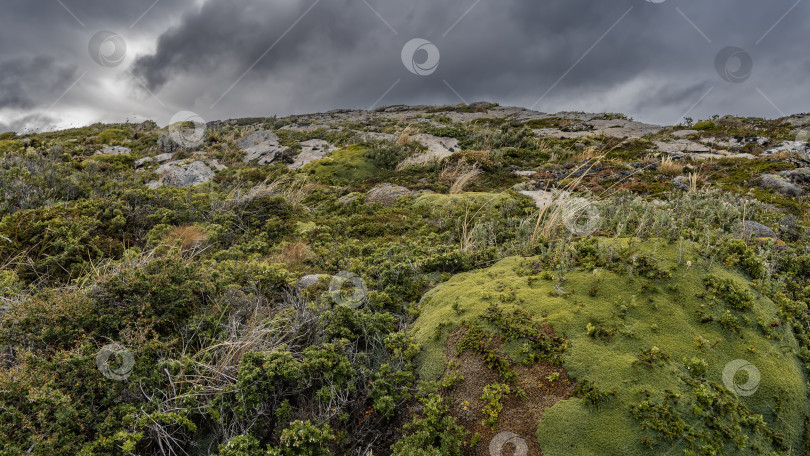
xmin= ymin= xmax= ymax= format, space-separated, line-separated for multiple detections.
xmin=288 ymin=140 xmax=338 ymax=170
xmin=95 ymin=145 xmax=131 ymax=155
xmin=238 ymin=130 xmax=288 ymax=165
xmin=399 ymin=134 xmax=459 ymax=166
xmin=759 ymin=173 xmax=804 ymax=196
xmin=148 ymin=160 xmax=220 ymax=188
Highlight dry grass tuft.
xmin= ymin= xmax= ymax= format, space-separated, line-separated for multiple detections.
xmin=164 ymin=225 xmax=208 ymax=251
xmin=225 ymin=176 xmax=314 ymax=210
xmin=396 ymin=126 xmax=417 ymax=146
xmin=456 ymin=149 xmax=493 ymax=168
xmin=571 ymin=145 xmax=600 ymax=162
xmin=269 ymin=242 xmax=314 ymax=267
xmin=660 ymin=155 xmax=684 ymax=176
xmin=529 ymin=140 xmax=633 ymax=243
xmin=450 ymin=165 xmax=482 ymax=194
xmin=440 ymin=160 xmax=483 ymax=194
xmin=688 ymin=171 xmax=702 ymax=193
xmin=226 ymin=179 xmax=282 ymax=207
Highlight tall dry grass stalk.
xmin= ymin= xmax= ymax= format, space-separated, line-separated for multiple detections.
xmin=571 ymin=145 xmax=600 ymax=162
xmin=449 ymin=164 xmax=482 ymax=194
xmin=150 ymin=290 xmax=322 ymax=442
xmin=688 ymin=172 xmax=701 ymax=193
xmin=225 ymin=175 xmax=314 ymax=210
xmin=660 ymin=156 xmax=684 ymax=176
xmin=529 ymin=140 xmax=635 ymax=243
xmin=396 ymin=126 xmax=417 ymax=146
xmin=458 ymin=196 xmax=499 ymax=252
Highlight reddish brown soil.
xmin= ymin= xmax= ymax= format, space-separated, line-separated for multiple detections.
xmin=441 ymin=328 xmax=576 ymax=456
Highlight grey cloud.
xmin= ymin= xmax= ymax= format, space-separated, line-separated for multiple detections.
xmin=2 ymin=0 xmax=810 ymax=131
xmin=128 ymin=0 xmax=810 ymax=123
xmin=132 ymin=0 xmax=387 ymax=91
xmin=0 ymin=113 xmax=61 ymax=134
xmin=0 ymin=56 xmax=79 ymax=110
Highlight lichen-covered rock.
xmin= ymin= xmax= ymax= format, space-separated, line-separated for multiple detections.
xmin=672 ymin=175 xmax=689 ymax=191
xmin=337 ymin=193 xmax=361 ymax=206
xmin=759 ymin=173 xmax=804 ymax=196
xmin=534 ymin=116 xmax=662 ymax=139
xmin=364 ymin=184 xmax=413 ymax=207
xmin=778 ymin=168 xmax=810 ymax=186
xmin=518 ymin=190 xmax=554 ymax=209
xmin=95 ymin=145 xmax=131 ymax=155
xmin=297 ymin=274 xmax=329 ymax=289
xmin=763 ymin=141 xmax=809 ymax=156
xmin=671 ymin=129 xmax=698 ymax=137
xmin=157 ymin=132 xmax=179 ymax=154
xmin=238 ymin=130 xmax=288 ymax=165
xmin=742 ymin=220 xmax=777 ymax=239
xmin=288 ymin=139 xmax=337 ymax=170
xmin=149 ymin=160 xmax=217 ymax=188
xmin=654 ymin=139 xmax=711 ymax=153
xmin=399 ymin=134 xmax=459 ymax=166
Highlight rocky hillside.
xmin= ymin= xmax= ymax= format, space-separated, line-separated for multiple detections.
xmin=1 ymin=103 xmax=809 ymax=455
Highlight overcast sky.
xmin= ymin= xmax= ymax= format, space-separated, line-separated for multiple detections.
xmin=0 ymin=0 xmax=808 ymax=133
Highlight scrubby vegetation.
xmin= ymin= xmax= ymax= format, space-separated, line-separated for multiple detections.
xmin=0 ymin=105 xmax=809 ymax=455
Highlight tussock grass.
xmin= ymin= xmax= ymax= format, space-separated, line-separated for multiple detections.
xmin=660 ymin=155 xmax=684 ymax=176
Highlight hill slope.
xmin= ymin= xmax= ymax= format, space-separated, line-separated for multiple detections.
xmin=0 ymin=104 xmax=809 ymax=455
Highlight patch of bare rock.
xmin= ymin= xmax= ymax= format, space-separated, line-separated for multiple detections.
xmin=399 ymin=134 xmax=460 ymax=167
xmin=238 ymin=130 xmax=288 ymax=165
xmin=288 ymin=140 xmax=338 ymax=170
xmin=759 ymin=173 xmax=804 ymax=196
xmin=147 ymin=159 xmax=225 ymax=189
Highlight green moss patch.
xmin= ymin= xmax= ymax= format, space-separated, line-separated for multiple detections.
xmin=413 ymin=192 xmax=521 ymax=217
xmin=413 ymin=238 xmax=807 ymax=455
xmin=302 ymin=144 xmax=378 ymax=184
xmin=96 ymin=128 xmax=130 ymax=145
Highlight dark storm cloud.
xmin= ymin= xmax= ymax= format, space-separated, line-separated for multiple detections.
xmin=1 ymin=0 xmax=809 ymax=132
xmin=128 ymin=0 xmax=810 ymax=123
xmin=0 ymin=114 xmax=61 ymax=135
xmin=0 ymin=57 xmax=79 ymax=109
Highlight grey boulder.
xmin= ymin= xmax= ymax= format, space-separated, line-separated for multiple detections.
xmin=149 ymin=160 xmax=217 ymax=188
xmin=238 ymin=130 xmax=288 ymax=165
xmin=297 ymin=274 xmax=327 ymax=289
xmin=95 ymin=145 xmax=131 ymax=155
xmin=778 ymin=168 xmax=810 ymax=186
xmin=759 ymin=173 xmax=804 ymax=196
xmin=742 ymin=221 xmax=777 ymax=239
xmin=364 ymin=184 xmax=413 ymax=207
